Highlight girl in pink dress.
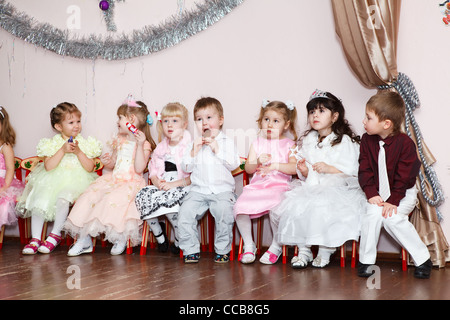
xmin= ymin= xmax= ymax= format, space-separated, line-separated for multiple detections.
xmin=0 ymin=106 xmax=24 ymax=229
xmin=234 ymin=100 xmax=298 ymax=264
xmin=64 ymin=96 xmax=156 ymax=256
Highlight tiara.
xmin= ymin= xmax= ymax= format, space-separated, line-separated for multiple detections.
xmin=309 ymin=89 xmax=330 ymax=101
xmin=123 ymin=94 xmax=140 ymax=107
xmin=261 ymin=99 xmax=295 ymax=111
xmin=309 ymin=89 xmax=342 ymax=103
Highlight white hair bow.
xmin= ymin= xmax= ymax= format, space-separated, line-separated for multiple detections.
xmin=261 ymin=99 xmax=295 ymax=110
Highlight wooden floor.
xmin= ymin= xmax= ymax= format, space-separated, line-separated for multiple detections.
xmin=1 ymin=238 xmax=449 ymax=302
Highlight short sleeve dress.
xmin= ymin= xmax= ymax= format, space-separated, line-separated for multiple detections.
xmin=234 ymin=137 xmax=295 ymax=219
xmin=15 ymin=134 xmax=102 ymax=221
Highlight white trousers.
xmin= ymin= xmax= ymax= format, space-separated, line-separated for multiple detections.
xmin=359 ymin=187 xmax=430 ymax=266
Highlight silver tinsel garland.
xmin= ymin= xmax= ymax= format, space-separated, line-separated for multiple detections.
xmin=379 ymin=73 xmax=445 ymax=221
xmin=0 ymin=0 xmax=244 ymax=60
xmin=100 ymin=0 xmax=125 ymax=32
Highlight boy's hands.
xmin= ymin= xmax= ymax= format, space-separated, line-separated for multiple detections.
xmin=368 ymin=195 xmax=398 ymax=218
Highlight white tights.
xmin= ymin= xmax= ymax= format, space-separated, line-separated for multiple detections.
xmin=147 ymin=213 xmax=179 ymax=245
xmin=236 ymin=214 xmax=281 ymax=255
xmin=31 ymin=198 xmax=70 ymax=240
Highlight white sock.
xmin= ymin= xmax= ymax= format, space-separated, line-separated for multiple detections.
xmin=31 ymin=214 xmax=45 ymax=240
xmin=50 ymin=198 xmax=70 ymax=238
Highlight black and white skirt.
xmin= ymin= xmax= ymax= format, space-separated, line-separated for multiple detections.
xmin=135 ymin=184 xmax=188 ymax=220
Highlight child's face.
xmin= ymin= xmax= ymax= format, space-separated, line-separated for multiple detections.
xmin=194 ymin=106 xmax=224 ymax=137
xmin=117 ymin=114 xmax=138 ymax=136
xmin=308 ymin=106 xmax=338 ymax=137
xmin=162 ymin=116 xmax=187 ymax=142
xmin=363 ymin=107 xmax=387 ymax=136
xmin=261 ymin=109 xmax=289 ymax=140
xmin=55 ymin=113 xmax=82 ymax=139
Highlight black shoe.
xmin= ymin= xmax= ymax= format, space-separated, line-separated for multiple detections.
xmin=155 ymin=222 xmax=169 ymax=253
xmin=357 ymin=262 xmax=375 ymax=278
xmin=414 ymin=259 xmax=432 ymax=279
xmin=170 ymin=243 xmax=180 ymax=255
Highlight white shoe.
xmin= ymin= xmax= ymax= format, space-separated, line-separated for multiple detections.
xmin=312 ymin=247 xmax=336 ymax=268
xmin=239 ymin=245 xmax=257 ymax=264
xmin=291 ymin=252 xmax=313 ymax=269
xmin=67 ymin=239 xmax=93 ymax=257
xmin=110 ymin=240 xmax=127 ymax=255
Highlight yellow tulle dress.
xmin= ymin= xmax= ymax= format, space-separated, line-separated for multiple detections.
xmin=16 ymin=134 xmax=102 ymax=221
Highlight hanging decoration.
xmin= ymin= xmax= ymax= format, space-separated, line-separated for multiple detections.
xmin=98 ymin=0 xmax=125 ymax=32
xmin=0 ymin=0 xmax=244 ymax=60
xmin=378 ymin=73 xmax=445 ymax=220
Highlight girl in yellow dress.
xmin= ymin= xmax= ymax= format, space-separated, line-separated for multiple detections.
xmin=16 ymin=103 xmax=102 ymax=254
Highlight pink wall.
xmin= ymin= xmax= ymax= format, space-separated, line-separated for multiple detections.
xmin=1 ymin=0 xmax=448 ymax=254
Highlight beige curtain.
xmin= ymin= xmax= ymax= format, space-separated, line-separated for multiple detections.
xmin=331 ymin=0 xmax=449 ymax=267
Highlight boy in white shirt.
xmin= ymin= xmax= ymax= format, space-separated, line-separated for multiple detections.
xmin=179 ymin=97 xmax=240 ymax=263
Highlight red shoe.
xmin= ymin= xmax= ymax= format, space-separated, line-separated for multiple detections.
xmin=38 ymin=233 xmax=62 ymax=254
xmin=22 ymin=238 xmax=41 ymax=255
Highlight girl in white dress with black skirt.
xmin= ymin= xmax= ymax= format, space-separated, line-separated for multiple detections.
xmin=135 ymin=103 xmax=191 ymax=253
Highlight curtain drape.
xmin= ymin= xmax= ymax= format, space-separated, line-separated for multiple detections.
xmin=331 ymin=0 xmax=449 ymax=267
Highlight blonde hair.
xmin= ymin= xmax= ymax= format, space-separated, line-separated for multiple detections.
xmin=156 ymin=102 xmax=189 ymax=142
xmin=0 ymin=107 xmax=16 ymax=146
xmin=117 ymin=101 xmax=156 ymax=151
xmin=257 ymin=101 xmax=298 ymax=141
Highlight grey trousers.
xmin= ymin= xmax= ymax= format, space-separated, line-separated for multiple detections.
xmin=178 ymin=191 xmax=236 ymax=256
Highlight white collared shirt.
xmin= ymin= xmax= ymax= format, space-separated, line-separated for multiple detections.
xmin=181 ymin=131 xmax=240 ymax=194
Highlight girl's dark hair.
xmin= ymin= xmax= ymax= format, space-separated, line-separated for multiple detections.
xmin=300 ymin=92 xmax=360 ymax=146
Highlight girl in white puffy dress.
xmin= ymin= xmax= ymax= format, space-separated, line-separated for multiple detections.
xmin=273 ymin=90 xmax=366 ymax=268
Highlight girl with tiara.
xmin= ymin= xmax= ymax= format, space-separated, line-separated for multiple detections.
xmin=65 ymin=95 xmax=156 ymax=256
xmin=273 ymin=90 xmax=365 ymax=268
xmin=135 ymin=102 xmax=191 ymax=254
xmin=234 ymin=100 xmax=298 ymax=264
xmin=16 ymin=103 xmax=102 ymax=254
xmin=0 ymin=106 xmax=25 ymax=232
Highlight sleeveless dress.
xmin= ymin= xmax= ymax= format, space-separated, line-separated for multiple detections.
xmin=234 ymin=137 xmax=295 ymax=219
xmin=0 ymin=144 xmax=25 ymax=227
xmin=273 ymin=131 xmax=365 ymax=247
xmin=64 ymin=138 xmax=149 ymax=246
xmin=15 ymin=135 xmax=102 ymax=221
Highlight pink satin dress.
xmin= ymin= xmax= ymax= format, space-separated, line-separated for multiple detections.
xmin=234 ymin=137 xmax=295 ymax=219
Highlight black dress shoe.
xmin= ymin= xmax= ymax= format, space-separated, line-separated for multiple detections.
xmin=357 ymin=262 xmax=375 ymax=278
xmin=414 ymin=259 xmax=432 ymax=279
xmin=156 ymin=222 xmax=169 ymax=253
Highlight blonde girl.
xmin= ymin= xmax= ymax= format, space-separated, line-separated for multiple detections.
xmin=0 ymin=106 xmax=24 ymax=229
xmin=234 ymin=100 xmax=298 ymax=264
xmin=17 ymin=103 xmax=102 ymax=254
xmin=135 ymin=102 xmax=191 ymax=254
xmin=65 ymin=96 xmax=155 ymax=256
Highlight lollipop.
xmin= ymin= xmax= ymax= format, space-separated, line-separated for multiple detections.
xmin=126 ymin=122 xmax=138 ymax=134
xmin=68 ymin=136 xmax=73 ymax=143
